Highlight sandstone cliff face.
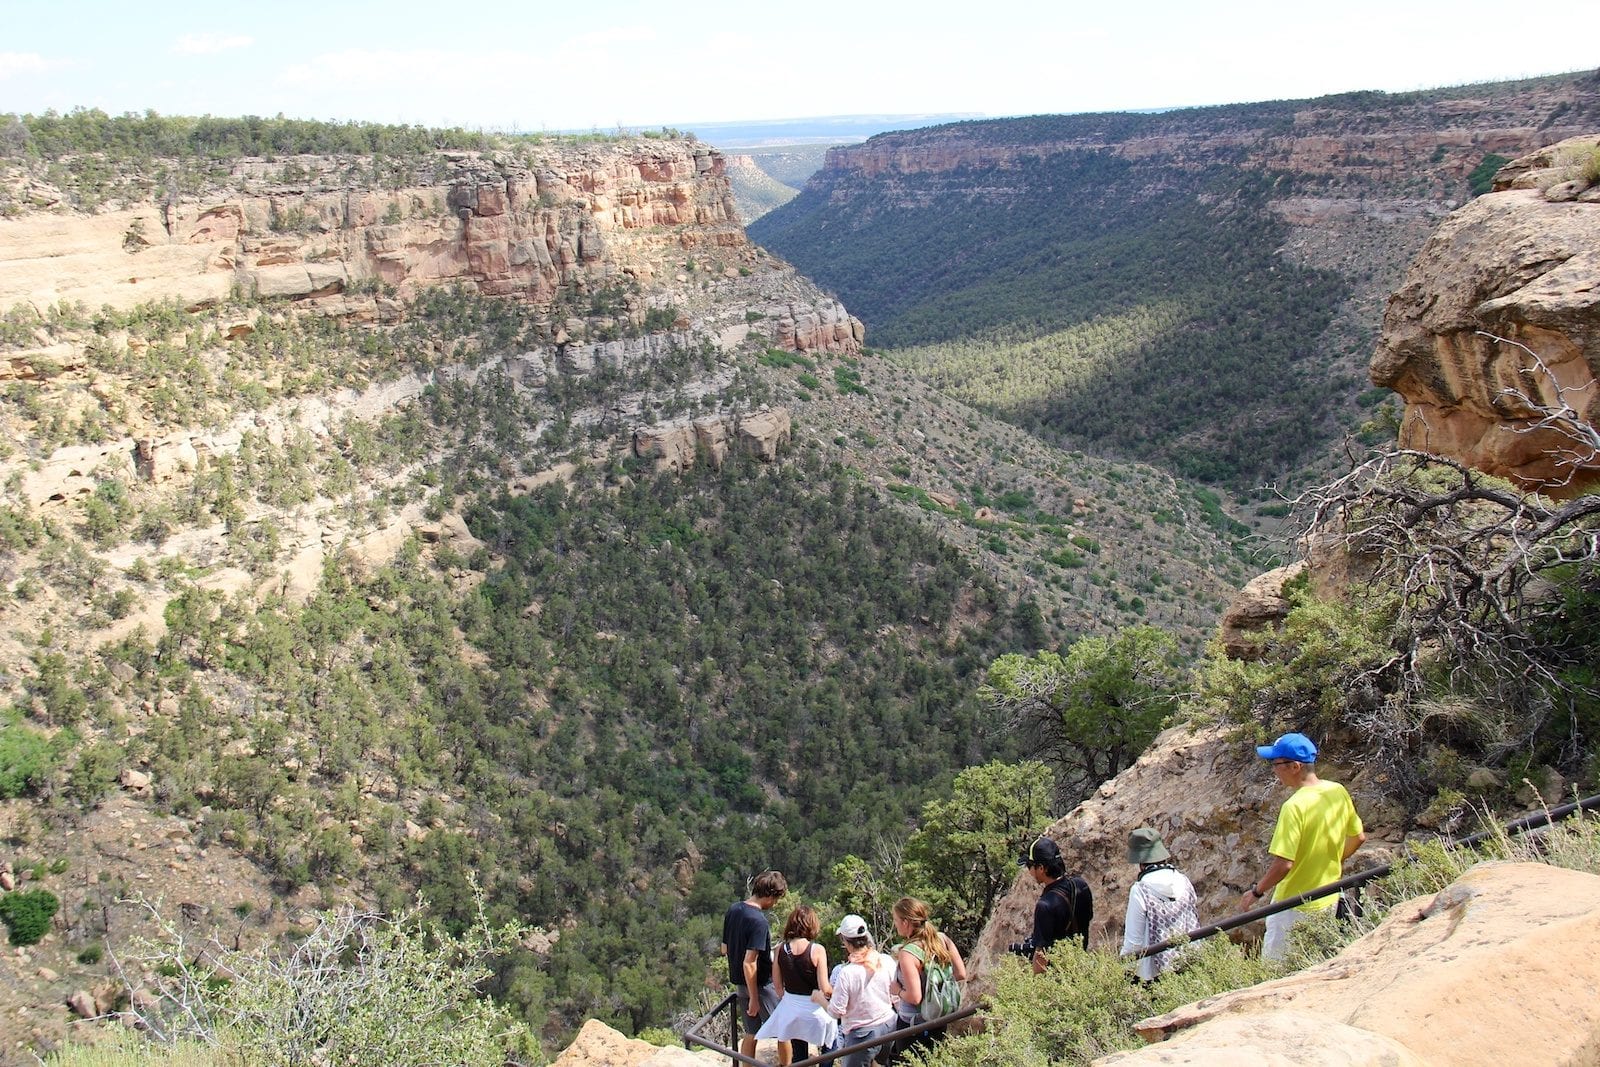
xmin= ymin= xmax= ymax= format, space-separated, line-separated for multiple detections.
xmin=1370 ymin=134 xmax=1600 ymax=494
xmin=0 ymin=141 xmax=748 ymax=314
xmin=0 ymin=137 xmax=863 ymax=513
xmin=1097 ymin=862 xmax=1600 ymax=1066
xmin=0 ymin=139 xmax=864 ymax=363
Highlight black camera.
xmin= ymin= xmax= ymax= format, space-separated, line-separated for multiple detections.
xmin=1008 ymin=936 xmax=1036 ymax=958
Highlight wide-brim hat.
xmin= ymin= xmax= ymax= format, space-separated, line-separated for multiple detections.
xmin=1127 ymin=826 xmax=1170 ymax=864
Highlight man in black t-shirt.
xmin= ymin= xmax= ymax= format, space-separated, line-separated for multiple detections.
xmin=721 ymin=869 xmax=787 ymax=1060
xmin=1020 ymin=835 xmax=1093 ymax=973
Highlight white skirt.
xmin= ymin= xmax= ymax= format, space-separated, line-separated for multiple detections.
xmin=755 ymin=991 xmax=839 ymax=1049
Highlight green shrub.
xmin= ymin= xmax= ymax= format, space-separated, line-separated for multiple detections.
xmin=637 ymin=1027 xmax=679 ymax=1047
xmin=833 ymin=365 xmax=869 ymax=395
xmin=0 ymin=715 xmax=57 ymax=798
xmin=67 ymin=741 xmax=122 ymax=807
xmin=1468 ymin=153 xmax=1510 ymax=196
xmin=0 ymin=889 xmax=61 ymax=945
xmin=1582 ymin=147 xmax=1600 ymax=186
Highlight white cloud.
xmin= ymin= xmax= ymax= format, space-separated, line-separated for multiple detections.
xmin=0 ymin=52 xmax=65 ymax=79
xmin=171 ymin=33 xmax=255 ymax=56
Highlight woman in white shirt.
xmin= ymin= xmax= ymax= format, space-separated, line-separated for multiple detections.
xmin=811 ymin=914 xmax=896 ymax=1067
xmin=1119 ymin=826 xmax=1198 ymax=982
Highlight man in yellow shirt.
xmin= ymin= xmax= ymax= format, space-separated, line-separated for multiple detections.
xmin=1238 ymin=733 xmax=1366 ymax=961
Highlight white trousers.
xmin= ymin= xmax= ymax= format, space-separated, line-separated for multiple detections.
xmin=1262 ymin=907 xmax=1309 ymax=961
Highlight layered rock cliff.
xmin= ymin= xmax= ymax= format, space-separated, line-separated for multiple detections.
xmin=0 ymin=139 xmax=859 ymax=346
xmin=0 ymin=137 xmax=860 ymax=505
xmin=812 ymin=71 xmax=1600 ymax=199
xmin=0 ymin=136 xmax=866 ymax=698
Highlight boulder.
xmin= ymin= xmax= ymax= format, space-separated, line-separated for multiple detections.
xmin=1216 ymin=562 xmax=1306 ymax=660
xmin=66 ymin=990 xmax=97 ymax=1020
xmin=1100 ymin=1010 xmax=1425 ymax=1066
xmin=1100 ymin=863 xmax=1600 ymax=1066
xmin=551 ymin=1019 xmax=727 ymax=1066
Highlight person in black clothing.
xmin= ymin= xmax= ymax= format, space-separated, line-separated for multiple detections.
xmin=721 ymin=869 xmax=787 ymax=1061
xmin=1018 ymin=835 xmax=1093 ymax=973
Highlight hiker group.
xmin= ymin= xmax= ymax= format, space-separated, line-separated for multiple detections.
xmin=723 ymin=875 xmax=966 ymax=1067
xmin=721 ymin=731 xmax=1364 ymax=1064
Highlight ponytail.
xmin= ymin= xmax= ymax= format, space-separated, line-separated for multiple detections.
xmin=893 ymin=897 xmax=953 ymax=966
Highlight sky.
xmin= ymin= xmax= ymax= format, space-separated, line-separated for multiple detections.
xmin=2 ymin=0 xmax=1596 ymax=133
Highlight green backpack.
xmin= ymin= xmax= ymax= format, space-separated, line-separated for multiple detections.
xmin=900 ymin=942 xmax=962 ymax=1018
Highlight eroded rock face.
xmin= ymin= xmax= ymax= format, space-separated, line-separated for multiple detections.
xmin=737 ymin=408 xmax=791 ymax=461
xmin=1371 ymin=134 xmax=1600 ymax=495
xmin=1098 ymin=862 xmax=1600 ymax=1066
xmin=762 ymin=298 xmax=863 ymax=354
xmin=634 ymin=422 xmax=699 ymax=472
xmin=632 ymin=407 xmax=790 ymax=471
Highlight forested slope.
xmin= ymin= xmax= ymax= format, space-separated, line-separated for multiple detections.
xmin=753 ymin=153 xmax=1349 ymax=485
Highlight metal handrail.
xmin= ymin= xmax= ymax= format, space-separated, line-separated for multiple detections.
xmin=683 ymin=991 xmax=979 ymax=1067
xmin=1132 ymin=791 xmax=1600 ymax=959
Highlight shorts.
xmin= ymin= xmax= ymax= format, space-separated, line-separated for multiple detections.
xmin=741 ymin=982 xmax=779 ymax=1032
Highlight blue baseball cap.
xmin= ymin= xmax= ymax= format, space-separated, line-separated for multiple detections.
xmin=1256 ymin=732 xmax=1318 ymax=762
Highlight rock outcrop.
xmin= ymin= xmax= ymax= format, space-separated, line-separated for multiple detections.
xmin=550 ymin=1019 xmax=726 ymax=1067
xmin=1097 ymin=862 xmax=1600 ymax=1066
xmin=1371 ymin=134 xmax=1600 ymax=495
xmin=633 ymin=408 xmax=791 ymax=471
xmin=1215 ymin=561 xmax=1307 ymax=659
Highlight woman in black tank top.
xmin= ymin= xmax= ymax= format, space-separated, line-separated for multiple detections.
xmin=757 ymin=904 xmax=836 ymax=1063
